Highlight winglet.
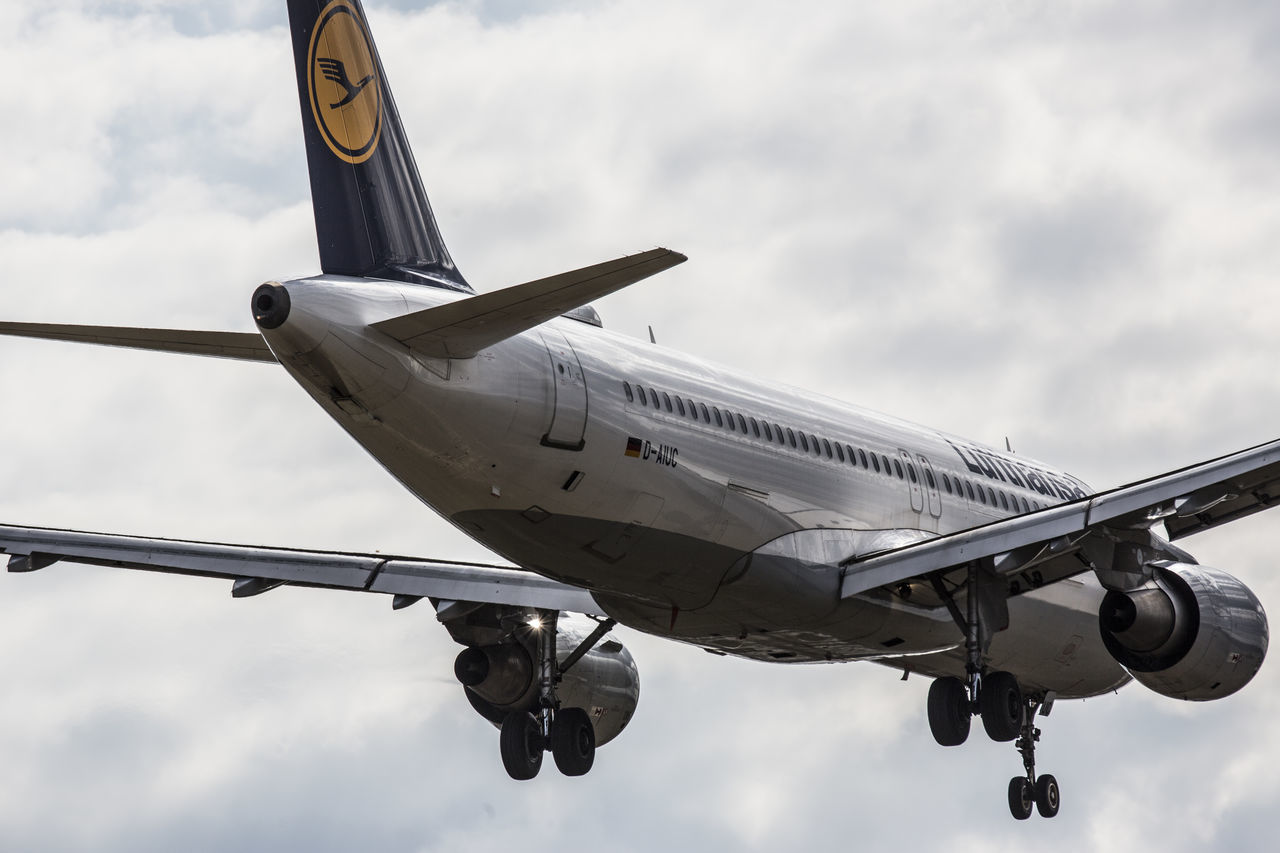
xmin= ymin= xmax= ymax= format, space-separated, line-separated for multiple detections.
xmin=373 ymin=248 xmax=687 ymax=358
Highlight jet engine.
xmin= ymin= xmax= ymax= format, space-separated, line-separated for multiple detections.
xmin=453 ymin=617 xmax=640 ymax=746
xmin=1098 ymin=562 xmax=1268 ymax=700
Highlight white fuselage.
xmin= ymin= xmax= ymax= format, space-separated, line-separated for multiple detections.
xmin=262 ymin=275 xmax=1131 ymax=700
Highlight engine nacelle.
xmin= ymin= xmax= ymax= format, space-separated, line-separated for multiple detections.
xmin=454 ymin=616 xmax=640 ymax=746
xmin=1099 ymin=562 xmax=1268 ymax=700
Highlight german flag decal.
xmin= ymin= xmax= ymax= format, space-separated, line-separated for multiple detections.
xmin=625 ymin=437 xmax=643 ymax=458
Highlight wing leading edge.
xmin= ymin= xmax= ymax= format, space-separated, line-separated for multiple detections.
xmin=0 ymin=524 xmax=600 ymax=615
xmin=840 ymin=437 xmax=1280 ymax=600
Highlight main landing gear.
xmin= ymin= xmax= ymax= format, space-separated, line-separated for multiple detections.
xmin=498 ymin=612 xmax=615 ymax=781
xmin=925 ymin=563 xmax=1061 ymax=819
xmin=499 ymin=706 xmax=596 ymax=780
xmin=927 ymin=672 xmax=1060 ymax=819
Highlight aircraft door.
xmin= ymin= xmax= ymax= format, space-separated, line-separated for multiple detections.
xmin=918 ymin=454 xmax=943 ymax=519
xmin=540 ymin=330 xmax=588 ymax=451
xmin=899 ymin=449 xmax=924 ymax=513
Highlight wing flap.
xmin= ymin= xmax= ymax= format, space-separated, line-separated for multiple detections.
xmin=373 ymin=248 xmax=686 ymax=358
xmin=0 ymin=322 xmax=277 ymax=362
xmin=841 ymin=437 xmax=1280 ymax=599
xmin=0 ymin=524 xmax=600 ymax=614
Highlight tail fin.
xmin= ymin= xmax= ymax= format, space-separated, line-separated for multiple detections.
xmin=286 ymin=0 xmax=470 ymax=292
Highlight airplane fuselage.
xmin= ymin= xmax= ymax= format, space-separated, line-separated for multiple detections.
xmin=263 ymin=274 xmax=1130 ymax=700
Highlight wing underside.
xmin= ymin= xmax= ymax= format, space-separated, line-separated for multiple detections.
xmin=0 ymin=524 xmax=600 ymax=615
xmin=841 ymin=437 xmax=1280 ymax=602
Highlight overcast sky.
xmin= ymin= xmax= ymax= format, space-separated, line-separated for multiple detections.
xmin=3 ymin=0 xmax=1280 ymax=850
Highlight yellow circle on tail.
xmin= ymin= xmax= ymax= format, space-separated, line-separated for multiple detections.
xmin=307 ymin=0 xmax=382 ymax=164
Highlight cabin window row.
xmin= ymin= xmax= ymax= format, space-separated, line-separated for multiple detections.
xmin=621 ymin=381 xmax=1046 ymax=515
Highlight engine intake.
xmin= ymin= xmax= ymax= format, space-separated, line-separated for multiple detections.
xmin=1099 ymin=562 xmax=1268 ymax=700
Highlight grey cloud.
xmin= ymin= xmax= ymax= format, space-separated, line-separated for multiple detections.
xmin=992 ymin=188 xmax=1159 ymax=291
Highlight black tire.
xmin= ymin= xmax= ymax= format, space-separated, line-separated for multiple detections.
xmin=926 ymin=677 xmax=971 ymax=746
xmin=500 ymin=711 xmax=543 ymax=781
xmin=551 ymin=707 xmax=596 ymax=777
xmin=1036 ymin=774 xmax=1061 ymax=818
xmin=1008 ymin=776 xmax=1034 ymax=820
xmin=980 ymin=671 xmax=1023 ymax=742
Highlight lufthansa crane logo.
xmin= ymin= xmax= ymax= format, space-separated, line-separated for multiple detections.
xmin=307 ymin=0 xmax=382 ymax=164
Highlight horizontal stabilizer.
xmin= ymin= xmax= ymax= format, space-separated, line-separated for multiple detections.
xmin=373 ymin=247 xmax=687 ymax=358
xmin=0 ymin=322 xmax=276 ymax=363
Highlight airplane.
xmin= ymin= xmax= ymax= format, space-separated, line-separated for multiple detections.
xmin=0 ymin=0 xmax=1272 ymax=822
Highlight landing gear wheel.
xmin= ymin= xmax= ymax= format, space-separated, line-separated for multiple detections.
xmin=1008 ymin=776 xmax=1034 ymax=820
xmin=500 ymin=711 xmax=544 ymax=781
xmin=980 ymin=671 xmax=1023 ymax=742
xmin=1035 ymin=774 xmax=1060 ymax=818
xmin=551 ymin=707 xmax=596 ymax=776
xmin=927 ymin=676 xmax=971 ymax=746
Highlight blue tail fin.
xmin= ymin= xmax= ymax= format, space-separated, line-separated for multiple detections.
xmin=286 ymin=0 xmax=470 ymax=292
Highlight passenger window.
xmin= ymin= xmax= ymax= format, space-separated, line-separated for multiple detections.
xmin=882 ymin=455 xmax=893 ymax=475
xmin=965 ymin=481 xmax=975 ymax=500
xmin=942 ymin=474 xmax=951 ymax=493
xmin=736 ymin=413 xmax=748 ymax=433
xmin=822 ymin=438 xmax=833 ymax=459
xmin=623 ymin=382 xmax=633 ymax=402
xmin=859 ymin=449 xmax=869 ymax=468
xmin=987 ymin=487 xmax=996 ymax=505
xmin=835 ymin=443 xmax=845 ymax=463
xmin=637 ymin=386 xmax=648 ymax=406
xmin=977 ymin=487 xmax=987 ymax=505
xmin=662 ymin=392 xmax=673 ymax=413
xmin=775 ymin=424 xmax=785 ymax=444
xmin=686 ymin=399 xmax=697 ymax=419
xmin=676 ymin=397 xmax=686 ymax=416
xmin=1021 ymin=497 xmax=1031 ymax=513
xmin=999 ymin=492 xmax=1009 ymax=510
xmin=871 ymin=454 xmax=881 ymax=473
xmin=762 ymin=422 xmax=773 ymax=441
xmin=713 ymin=408 xmax=723 ymax=427
xmin=698 ymin=402 xmax=710 ymax=422
xmin=749 ymin=417 xmax=760 ymax=438
xmin=925 ymin=470 xmax=936 ymax=489
xmin=649 ymin=388 xmax=660 ymax=407
xmin=893 ymin=459 xmax=903 ymax=479
xmin=786 ymin=428 xmax=797 ymax=448
xmin=799 ymin=433 xmax=809 ymax=452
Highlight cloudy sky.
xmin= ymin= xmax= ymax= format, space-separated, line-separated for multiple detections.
xmin=3 ymin=0 xmax=1280 ymax=849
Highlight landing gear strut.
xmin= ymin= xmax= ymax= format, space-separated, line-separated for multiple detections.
xmin=498 ymin=611 xmax=615 ymax=781
xmin=925 ymin=563 xmax=1061 ymax=819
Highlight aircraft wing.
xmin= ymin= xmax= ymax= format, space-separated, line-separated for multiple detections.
xmin=0 ymin=524 xmax=600 ymax=615
xmin=840 ymin=437 xmax=1280 ymax=599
